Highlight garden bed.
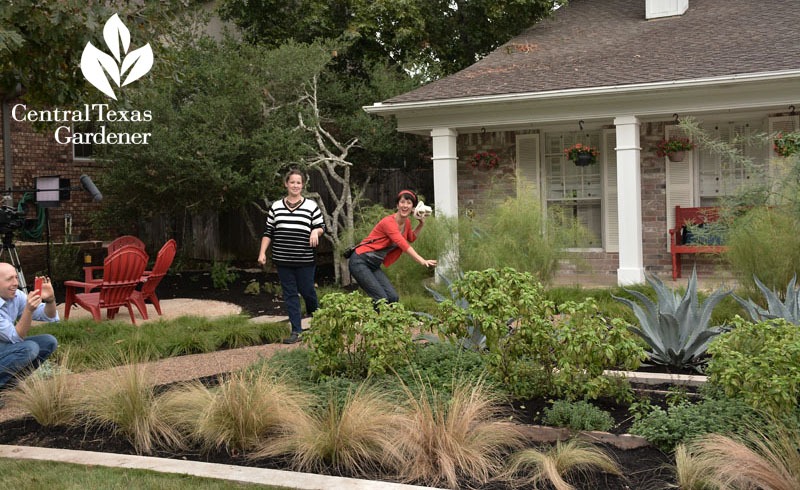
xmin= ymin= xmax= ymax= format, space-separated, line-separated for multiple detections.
xmin=0 ymin=415 xmax=673 ymax=489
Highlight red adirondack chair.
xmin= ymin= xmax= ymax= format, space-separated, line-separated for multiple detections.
xmin=130 ymin=239 xmax=177 ymax=320
xmin=83 ymin=235 xmax=146 ymax=286
xmin=65 ymin=246 xmax=148 ymax=325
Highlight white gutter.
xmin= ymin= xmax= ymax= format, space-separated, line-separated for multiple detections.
xmin=364 ymin=70 xmax=800 ymax=114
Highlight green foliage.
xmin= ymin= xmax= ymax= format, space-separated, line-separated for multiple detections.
xmin=725 ymin=207 xmax=800 ymax=296
xmin=542 ymin=400 xmax=614 ymax=432
xmin=306 ymin=291 xmax=419 ymax=377
xmin=613 ymin=269 xmax=732 ymax=370
xmin=630 ymin=397 xmax=762 ymax=452
xmin=457 ymin=190 xmax=589 ymax=283
xmin=733 ymin=274 xmax=800 ymax=323
xmin=706 ymin=317 xmax=800 ymax=416
xmin=243 ymin=281 xmax=260 ymax=295
xmin=210 ymin=261 xmax=238 ymax=290
xmin=47 ymin=244 xmax=82 ymax=283
xmin=774 ymin=131 xmax=800 ymax=157
xmin=218 ymin=0 xmax=557 ymax=77
xmin=431 ymin=268 xmax=645 ymax=400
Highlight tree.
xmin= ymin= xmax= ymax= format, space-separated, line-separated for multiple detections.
xmin=217 ymin=0 xmax=558 ymax=78
xmin=0 ymin=0 xmax=178 ymax=106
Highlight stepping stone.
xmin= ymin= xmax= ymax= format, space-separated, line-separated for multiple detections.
xmin=249 ymin=316 xmax=311 ymax=330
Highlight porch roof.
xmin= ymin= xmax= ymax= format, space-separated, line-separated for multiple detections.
xmin=385 ymin=0 xmax=800 ymax=105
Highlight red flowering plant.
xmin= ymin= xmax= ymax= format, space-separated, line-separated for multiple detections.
xmin=466 ymin=151 xmax=500 ymax=170
xmin=774 ymin=132 xmax=800 ymax=157
xmin=564 ymin=143 xmax=598 ymax=165
xmin=655 ymin=137 xmax=695 ymax=158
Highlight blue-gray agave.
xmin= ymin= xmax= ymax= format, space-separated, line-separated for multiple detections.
xmin=732 ymin=274 xmax=800 ymax=324
xmin=612 ymin=269 xmax=732 ymax=369
xmin=420 ymin=271 xmax=486 ymax=350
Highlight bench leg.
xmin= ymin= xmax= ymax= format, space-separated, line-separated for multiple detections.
xmin=672 ymin=253 xmax=681 ymax=280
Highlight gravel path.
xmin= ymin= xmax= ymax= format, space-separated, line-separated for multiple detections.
xmin=0 ymin=301 xmax=309 ymax=423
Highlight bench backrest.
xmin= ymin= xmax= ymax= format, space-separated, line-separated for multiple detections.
xmin=675 ymin=206 xmax=722 ymax=227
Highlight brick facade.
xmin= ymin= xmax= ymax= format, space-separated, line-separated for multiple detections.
xmin=456 ymin=121 xmax=725 ymax=277
xmin=0 ymin=100 xmax=103 ymax=243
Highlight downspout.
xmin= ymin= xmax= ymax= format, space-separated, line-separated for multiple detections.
xmin=2 ymin=95 xmax=12 ymax=206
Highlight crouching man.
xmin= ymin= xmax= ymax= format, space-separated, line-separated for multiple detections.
xmin=0 ymin=263 xmax=59 ymax=390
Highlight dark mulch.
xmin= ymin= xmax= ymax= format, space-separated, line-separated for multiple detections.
xmin=0 ymin=416 xmax=673 ymax=489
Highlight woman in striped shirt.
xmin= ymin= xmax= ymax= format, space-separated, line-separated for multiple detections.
xmin=258 ymin=169 xmax=325 ymax=344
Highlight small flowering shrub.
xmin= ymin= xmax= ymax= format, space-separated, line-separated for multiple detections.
xmin=466 ymin=151 xmax=499 ymax=170
xmin=774 ymin=132 xmax=800 ymax=157
xmin=306 ymin=291 xmax=418 ymax=378
xmin=655 ymin=136 xmax=695 ymax=158
xmin=431 ymin=268 xmax=645 ymax=401
xmin=564 ymin=143 xmax=598 ymax=164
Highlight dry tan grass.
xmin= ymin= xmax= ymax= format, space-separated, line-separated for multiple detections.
xmin=505 ymin=439 xmax=622 ymax=490
xmin=392 ymin=379 xmax=525 ymax=489
xmin=253 ymin=384 xmax=401 ymax=474
xmin=2 ymin=351 xmax=78 ymax=426
xmin=671 ymin=444 xmax=720 ymax=490
xmin=689 ymin=427 xmax=800 ymax=490
xmin=79 ymin=362 xmax=183 ymax=454
xmin=163 ymin=365 xmax=309 ymax=453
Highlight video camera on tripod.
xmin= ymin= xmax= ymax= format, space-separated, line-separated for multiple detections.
xmin=1 ymin=174 xmax=102 ymax=292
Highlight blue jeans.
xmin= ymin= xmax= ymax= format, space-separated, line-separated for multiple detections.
xmin=276 ymin=265 xmax=318 ymax=334
xmin=348 ymin=252 xmax=399 ymax=305
xmin=0 ymin=334 xmax=58 ymax=389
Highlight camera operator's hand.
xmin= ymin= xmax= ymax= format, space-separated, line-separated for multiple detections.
xmin=40 ymin=277 xmax=55 ymax=304
xmin=25 ymin=289 xmax=42 ymax=312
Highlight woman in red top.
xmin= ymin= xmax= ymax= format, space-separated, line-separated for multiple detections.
xmin=348 ymin=190 xmax=437 ymax=304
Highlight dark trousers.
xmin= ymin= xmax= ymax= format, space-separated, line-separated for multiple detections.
xmin=0 ymin=334 xmax=58 ymax=389
xmin=276 ymin=265 xmax=319 ymax=333
xmin=348 ymin=252 xmax=399 ymax=304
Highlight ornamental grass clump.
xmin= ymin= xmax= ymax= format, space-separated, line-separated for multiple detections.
xmin=392 ymin=378 xmax=524 ymax=488
xmin=3 ymin=352 xmax=78 ymax=427
xmin=253 ymin=385 xmax=401 ymax=474
xmin=504 ymin=439 xmax=622 ymax=490
xmin=80 ymin=363 xmax=183 ymax=454
xmin=164 ymin=365 xmax=310 ymax=453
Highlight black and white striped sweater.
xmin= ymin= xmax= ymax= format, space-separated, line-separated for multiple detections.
xmin=263 ymin=198 xmax=325 ymax=266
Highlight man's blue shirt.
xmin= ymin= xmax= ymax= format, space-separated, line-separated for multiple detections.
xmin=0 ymin=289 xmax=59 ymax=344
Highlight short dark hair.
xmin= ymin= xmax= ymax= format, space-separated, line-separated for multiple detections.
xmin=396 ymin=190 xmax=418 ymax=207
xmin=284 ymin=168 xmax=305 ymax=184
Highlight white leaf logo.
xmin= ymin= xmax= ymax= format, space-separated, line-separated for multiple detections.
xmin=80 ymin=14 xmax=153 ymax=99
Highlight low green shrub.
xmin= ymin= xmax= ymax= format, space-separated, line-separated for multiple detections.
xmin=431 ymin=268 xmax=645 ymax=401
xmin=394 ymin=343 xmax=495 ymax=398
xmin=629 ymin=397 xmax=762 ymax=452
xmin=542 ymin=400 xmax=614 ymax=432
xmin=706 ymin=317 xmax=800 ymax=416
xmin=243 ymin=281 xmax=260 ymax=295
xmin=210 ymin=260 xmax=238 ymax=290
xmin=306 ymin=291 xmax=420 ymax=378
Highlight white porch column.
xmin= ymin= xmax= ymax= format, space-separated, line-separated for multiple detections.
xmin=614 ymin=116 xmax=645 ymax=285
xmin=431 ymin=128 xmax=459 ymax=217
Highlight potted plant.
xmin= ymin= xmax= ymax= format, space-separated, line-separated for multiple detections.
xmin=466 ymin=151 xmax=499 ymax=170
xmin=656 ymin=137 xmax=696 ymax=162
xmin=773 ymin=132 xmax=800 ymax=157
xmin=564 ymin=143 xmax=598 ymax=167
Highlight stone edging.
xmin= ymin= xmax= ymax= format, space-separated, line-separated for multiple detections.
xmin=518 ymin=425 xmax=650 ymax=450
xmin=0 ymin=445 xmax=443 ymax=490
xmin=605 ymin=369 xmax=707 ymax=387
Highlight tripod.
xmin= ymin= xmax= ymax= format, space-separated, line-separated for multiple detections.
xmin=0 ymin=230 xmax=27 ymax=293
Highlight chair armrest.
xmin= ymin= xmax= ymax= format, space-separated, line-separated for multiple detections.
xmin=64 ymin=280 xmax=100 ymax=291
xmin=83 ymin=265 xmax=104 ymax=283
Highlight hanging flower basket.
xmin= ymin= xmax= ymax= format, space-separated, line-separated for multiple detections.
xmin=656 ymin=137 xmax=695 ymax=162
xmin=466 ymin=151 xmax=499 ymax=170
xmin=564 ymin=143 xmax=598 ymax=167
xmin=774 ymin=132 xmax=800 ymax=157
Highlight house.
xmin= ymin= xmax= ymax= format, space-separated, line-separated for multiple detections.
xmin=364 ymin=0 xmax=800 ymax=285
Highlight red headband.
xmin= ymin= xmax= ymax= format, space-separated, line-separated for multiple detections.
xmin=398 ymin=190 xmax=417 ymax=201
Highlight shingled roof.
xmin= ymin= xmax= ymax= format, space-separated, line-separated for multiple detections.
xmin=385 ymin=0 xmax=800 ymax=104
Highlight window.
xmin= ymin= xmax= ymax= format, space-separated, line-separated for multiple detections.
xmin=543 ymin=132 xmax=603 ymax=248
xmin=697 ymin=120 xmax=765 ymax=206
xmin=72 ymin=122 xmax=94 ymax=160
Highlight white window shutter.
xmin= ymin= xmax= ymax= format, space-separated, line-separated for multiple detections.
xmin=602 ymin=129 xmax=618 ymax=253
xmin=517 ymin=134 xmax=541 ymax=197
xmin=665 ymin=125 xmax=695 ymax=251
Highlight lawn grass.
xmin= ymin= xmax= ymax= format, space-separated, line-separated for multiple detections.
xmin=28 ymin=315 xmax=289 ymax=372
xmin=0 ymin=458 xmax=291 ymax=489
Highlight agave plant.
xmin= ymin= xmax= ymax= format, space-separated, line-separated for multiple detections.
xmin=420 ymin=271 xmax=486 ymax=350
xmin=733 ymin=274 xmax=800 ymax=324
xmin=612 ymin=269 xmax=732 ymax=370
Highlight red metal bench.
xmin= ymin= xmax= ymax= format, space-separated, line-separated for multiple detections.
xmin=669 ymin=206 xmax=728 ymax=280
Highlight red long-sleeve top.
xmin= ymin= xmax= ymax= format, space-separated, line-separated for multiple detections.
xmin=354 ymin=215 xmax=417 ymax=267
